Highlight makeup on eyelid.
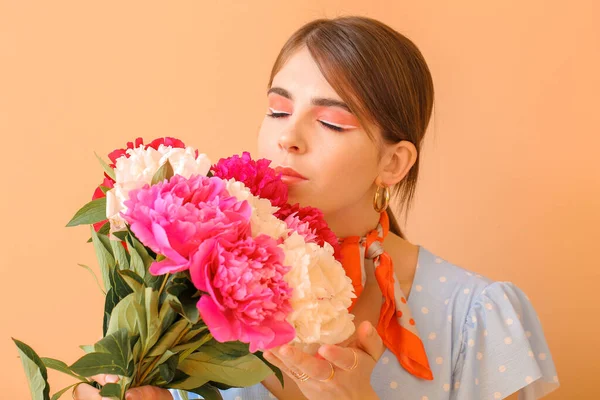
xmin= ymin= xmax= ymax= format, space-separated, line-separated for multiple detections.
xmin=267 ymin=98 xmax=360 ymax=129
xmin=314 ymin=107 xmax=359 ymax=129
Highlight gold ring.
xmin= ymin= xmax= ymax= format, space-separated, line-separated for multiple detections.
xmin=319 ymin=362 xmax=335 ymax=382
xmin=290 ymin=369 xmax=310 ymax=382
xmin=349 ymin=349 xmax=359 ymax=370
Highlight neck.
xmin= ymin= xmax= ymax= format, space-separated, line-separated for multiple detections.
xmin=324 ymin=197 xmax=382 ymax=239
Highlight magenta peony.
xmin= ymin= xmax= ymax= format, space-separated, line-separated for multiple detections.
xmin=210 ymin=152 xmax=288 ymax=207
xmin=190 ymin=235 xmax=295 ymax=352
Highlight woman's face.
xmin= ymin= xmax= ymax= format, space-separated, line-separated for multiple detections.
xmin=257 ymin=47 xmax=382 ymax=217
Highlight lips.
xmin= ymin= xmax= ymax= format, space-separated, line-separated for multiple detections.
xmin=274 ymin=166 xmax=307 ymax=180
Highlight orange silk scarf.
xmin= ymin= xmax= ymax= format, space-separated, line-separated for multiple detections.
xmin=339 ymin=211 xmax=433 ymax=380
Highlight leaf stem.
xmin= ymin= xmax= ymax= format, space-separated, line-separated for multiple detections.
xmin=158 ymin=273 xmax=170 ymax=298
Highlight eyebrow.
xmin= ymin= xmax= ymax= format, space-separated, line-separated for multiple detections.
xmin=267 ymin=87 xmax=353 ymax=114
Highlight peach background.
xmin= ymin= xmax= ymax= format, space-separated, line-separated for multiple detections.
xmin=1 ymin=1 xmax=598 ymax=399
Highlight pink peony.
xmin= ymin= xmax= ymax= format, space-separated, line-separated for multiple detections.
xmin=276 ymin=203 xmax=341 ymax=260
xmin=210 ymin=152 xmax=288 ymax=207
xmin=190 ymin=235 xmax=295 ymax=352
xmin=122 ymin=174 xmax=252 ymax=275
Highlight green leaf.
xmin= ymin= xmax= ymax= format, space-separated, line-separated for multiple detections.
xmin=158 ymin=353 xmax=178 ymax=384
xmin=151 ymin=160 xmax=174 ymax=185
xmin=97 ymin=230 xmax=115 ymax=256
xmin=179 ymin=322 xmax=208 ymax=344
xmin=172 ymin=331 xmax=212 ymax=357
xmin=127 ymin=246 xmax=146 ymax=279
xmin=110 ymin=268 xmax=134 ymax=301
xmin=91 ymin=226 xmax=116 ymax=293
xmin=111 ymin=240 xmax=130 ymax=270
xmin=103 ymin=288 xmax=119 ymax=337
xmin=66 ymin=197 xmax=107 ymax=227
xmin=86 ymin=222 xmax=110 ymax=243
xmin=166 ymin=276 xmax=200 ymax=323
xmin=158 ymin=298 xmax=177 ymax=334
xmin=132 ymin=235 xmax=156 ymax=264
xmin=12 ymin=338 xmax=51 ymax=400
xmin=255 ymin=351 xmax=284 ymax=388
xmin=178 ymin=345 xmax=272 ymax=387
xmin=119 ymin=270 xmax=145 ymax=292
xmin=147 ymin=318 xmax=189 ymax=357
xmin=99 ymin=185 xmax=112 ymax=194
xmin=215 ymin=341 xmax=250 ymax=359
xmin=41 ymin=357 xmax=87 ymax=382
xmin=94 ymin=329 xmax=132 ymax=371
xmin=79 ymin=345 xmax=95 ymax=354
xmin=106 ymin=292 xmax=147 ymax=346
xmin=98 ymin=382 xmax=122 ymax=398
xmin=50 ymin=383 xmax=80 ymax=400
xmin=77 ymin=264 xmax=106 ymax=295
xmin=95 ymin=151 xmax=116 ymax=181
xmin=70 ymin=352 xmax=128 ymax=377
xmin=188 ymin=384 xmax=223 ymax=400
xmin=112 ymin=230 xmax=129 ymax=241
xmin=144 ymin=287 xmax=162 ymax=352
xmin=170 ymin=374 xmax=210 ymax=391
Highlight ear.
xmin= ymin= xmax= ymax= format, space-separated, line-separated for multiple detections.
xmin=378 ymin=140 xmax=418 ymax=186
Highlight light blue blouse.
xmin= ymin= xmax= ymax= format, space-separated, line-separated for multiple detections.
xmin=171 ymin=246 xmax=559 ymax=399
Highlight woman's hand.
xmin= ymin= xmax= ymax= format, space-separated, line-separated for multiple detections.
xmin=72 ymin=374 xmax=173 ymax=400
xmin=263 ymin=320 xmax=385 ymax=400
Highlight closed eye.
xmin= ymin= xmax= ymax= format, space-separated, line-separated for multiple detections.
xmin=266 ymin=109 xmax=348 ymax=132
xmin=318 ymin=120 xmax=345 ymax=132
xmin=266 ymin=108 xmax=290 ymax=118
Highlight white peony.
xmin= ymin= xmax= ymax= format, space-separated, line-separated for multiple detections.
xmin=224 ymin=179 xmax=289 ymax=240
xmin=106 ymin=144 xmax=211 ymax=234
xmin=280 ymin=232 xmax=356 ymax=347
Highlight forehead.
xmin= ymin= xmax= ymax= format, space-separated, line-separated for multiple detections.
xmin=271 ymin=47 xmax=343 ymax=101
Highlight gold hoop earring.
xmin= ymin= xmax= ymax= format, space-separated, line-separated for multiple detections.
xmin=373 ymin=185 xmax=390 ymax=212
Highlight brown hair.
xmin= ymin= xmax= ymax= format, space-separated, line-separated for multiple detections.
xmin=267 ymin=16 xmax=435 ymax=238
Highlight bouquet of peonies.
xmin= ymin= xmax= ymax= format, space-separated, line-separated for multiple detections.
xmin=13 ymin=137 xmax=355 ymax=400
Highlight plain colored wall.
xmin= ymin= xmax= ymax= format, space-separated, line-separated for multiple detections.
xmin=1 ymin=1 xmax=598 ymax=398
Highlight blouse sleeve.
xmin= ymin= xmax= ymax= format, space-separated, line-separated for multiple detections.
xmin=451 ymin=282 xmax=559 ymax=400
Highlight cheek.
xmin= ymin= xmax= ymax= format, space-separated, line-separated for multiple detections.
xmin=256 ymin=121 xmax=276 ymax=158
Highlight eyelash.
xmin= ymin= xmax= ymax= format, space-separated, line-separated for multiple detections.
xmin=265 ymin=112 xmax=345 ymax=132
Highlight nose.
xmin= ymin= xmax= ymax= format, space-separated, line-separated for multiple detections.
xmin=278 ymin=118 xmax=308 ymax=154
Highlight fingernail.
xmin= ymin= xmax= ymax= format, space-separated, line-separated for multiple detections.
xmin=105 ymin=374 xmax=119 ymax=383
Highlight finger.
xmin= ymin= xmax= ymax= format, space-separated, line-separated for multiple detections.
xmin=125 ymin=385 xmax=173 ymax=400
xmin=263 ymin=350 xmax=288 ymax=372
xmin=90 ymin=374 xmax=120 ymax=386
xmin=277 ymin=344 xmax=333 ymax=381
xmin=72 ymin=382 xmax=102 ymax=400
xmin=318 ymin=345 xmax=359 ymax=371
xmin=355 ymin=321 xmax=385 ymax=362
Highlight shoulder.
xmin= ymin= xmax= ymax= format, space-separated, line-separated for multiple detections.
xmin=411 ymin=245 xmax=493 ymax=312
xmin=411 ymin=246 xmax=560 ymax=399
xmin=412 ymin=246 xmax=541 ymax=337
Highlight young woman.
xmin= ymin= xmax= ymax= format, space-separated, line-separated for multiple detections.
xmin=74 ymin=16 xmax=559 ymax=400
